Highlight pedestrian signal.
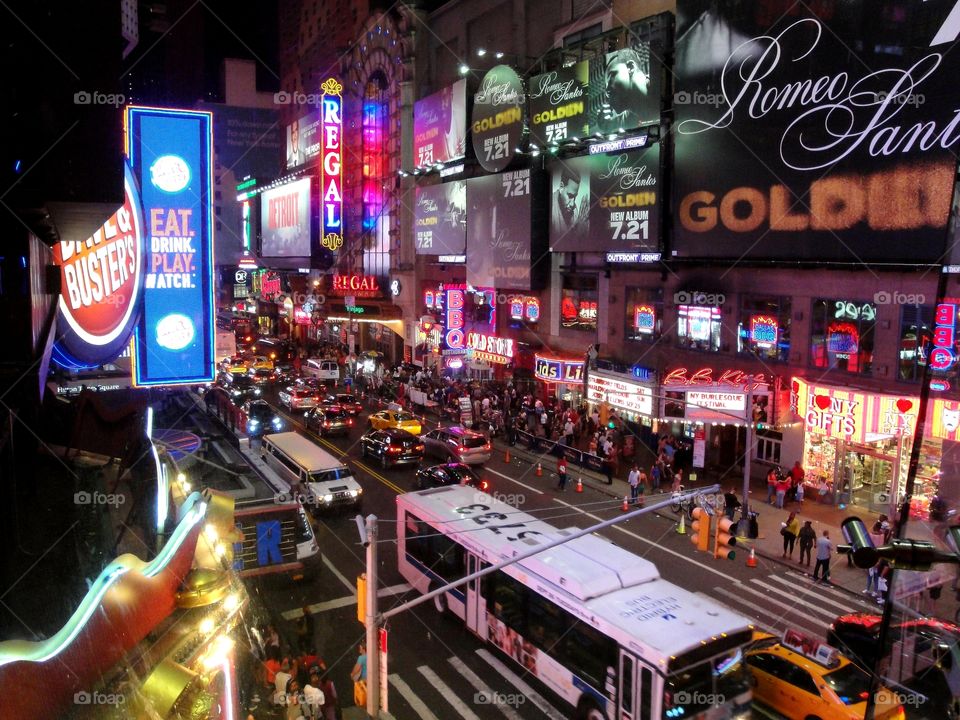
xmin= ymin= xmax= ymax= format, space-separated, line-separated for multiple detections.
xmin=357 ymin=573 xmax=367 ymax=625
xmin=690 ymin=507 xmax=711 ymax=552
xmin=714 ymin=517 xmax=737 ymax=560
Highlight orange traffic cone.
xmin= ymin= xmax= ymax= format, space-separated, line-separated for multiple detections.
xmin=746 ymin=547 xmax=758 ymax=568
xmin=622 ymin=495 xmax=630 ymax=512
xmin=575 ymin=477 xmax=583 ymax=493
xmin=504 ymin=448 xmax=511 ymax=463
xmin=535 ymin=463 xmax=542 ymax=477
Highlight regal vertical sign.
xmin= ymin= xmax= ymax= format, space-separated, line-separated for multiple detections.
xmin=320 ymin=79 xmax=344 ymax=252
xmin=127 ymin=106 xmax=215 ymax=386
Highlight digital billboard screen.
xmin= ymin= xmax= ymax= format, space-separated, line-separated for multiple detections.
xmin=414 ymin=181 xmax=466 ymax=255
xmin=260 ymin=178 xmax=312 ymax=257
xmin=413 ymin=79 xmax=467 ymax=166
xmin=285 ymin=110 xmax=321 ymax=170
xmin=672 ymin=0 xmax=960 ymax=262
xmin=549 ymin=144 xmax=660 ymax=254
xmin=128 ymin=107 xmax=215 ymax=386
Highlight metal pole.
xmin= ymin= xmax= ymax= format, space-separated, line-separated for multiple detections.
xmin=365 ymin=513 xmax=379 ymax=718
xmin=742 ymin=383 xmax=753 ymax=536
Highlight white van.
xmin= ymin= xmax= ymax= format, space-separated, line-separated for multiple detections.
xmin=302 ymin=358 xmax=340 ymax=382
xmin=262 ymin=431 xmax=362 ymax=512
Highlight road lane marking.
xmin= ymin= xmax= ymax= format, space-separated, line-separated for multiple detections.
xmin=448 ymin=656 xmax=523 ymax=720
xmin=281 ymin=583 xmax=413 ymax=619
xmin=389 ymin=674 xmax=440 ymax=720
xmin=749 ymin=578 xmax=846 ymax=621
xmin=475 ymin=649 xmax=565 ymax=720
xmin=784 ymin=570 xmax=878 ymax=609
xmin=323 ymin=554 xmax=355 ymax=594
xmin=486 ymin=468 xmax=544 ymax=494
xmin=734 ymin=582 xmax=837 ymax=629
xmin=711 ymin=587 xmax=822 ymax=637
xmin=552 ymin=498 xmax=740 ymax=582
xmin=418 ymin=665 xmax=482 ymax=720
xmin=702 ymin=590 xmax=775 ymax=634
xmin=763 ymin=574 xmax=871 ymax=614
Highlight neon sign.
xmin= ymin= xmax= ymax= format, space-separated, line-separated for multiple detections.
xmin=331 ymin=274 xmax=380 ymax=296
xmin=826 ymin=321 xmax=859 ymax=356
xmin=931 ymin=303 xmax=957 ymax=371
xmin=750 ymin=315 xmax=778 ymax=348
xmin=634 ymin=304 xmax=656 ymax=334
xmin=509 ymin=295 xmax=540 ymax=322
xmin=320 ymin=78 xmax=343 ymax=251
xmin=445 ymin=288 xmax=465 ymax=349
xmin=466 ymin=332 xmax=514 ymax=363
xmin=534 ymin=355 xmax=584 ymax=383
xmin=664 ymin=367 xmax=767 ymax=392
xmin=526 ymin=298 xmax=540 ymax=322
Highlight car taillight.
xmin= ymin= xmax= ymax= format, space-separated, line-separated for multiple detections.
xmin=347 ymin=418 xmax=354 ymax=425
xmin=480 ymin=480 xmax=489 ymax=490
xmin=416 ymin=444 xmax=424 ymax=451
xmin=484 ymin=443 xmax=491 ymax=450
xmin=458 ymin=446 xmax=466 ymax=453
xmin=324 ymin=421 xmax=331 ymax=427
xmin=388 ymin=446 xmax=401 ymax=453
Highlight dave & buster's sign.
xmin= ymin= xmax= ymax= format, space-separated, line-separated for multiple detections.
xmin=673 ymin=0 xmax=960 ymax=262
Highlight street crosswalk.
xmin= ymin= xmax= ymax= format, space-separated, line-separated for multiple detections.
xmin=385 ymin=647 xmax=566 ymax=720
xmin=703 ymin=569 xmax=882 ymax=639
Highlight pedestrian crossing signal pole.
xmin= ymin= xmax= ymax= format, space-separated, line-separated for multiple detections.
xmin=356 ymin=514 xmax=380 ymax=717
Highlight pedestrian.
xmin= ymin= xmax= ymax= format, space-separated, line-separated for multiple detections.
xmin=604 ymin=455 xmax=614 ymax=485
xmin=296 ymin=606 xmax=314 ymax=654
xmin=557 ymin=456 xmax=568 ymax=491
xmin=795 ymin=479 xmax=805 ymax=506
xmin=303 ymin=671 xmax=326 ymax=719
xmin=637 ymin=467 xmax=647 ymax=506
xmin=563 ymin=417 xmax=575 ymax=447
xmin=766 ymin=468 xmax=778 ymax=505
xmin=798 ymin=520 xmax=816 ymax=566
xmin=317 ymin=666 xmax=338 ymax=720
xmin=775 ymin=474 xmax=789 ymax=509
xmin=813 ymin=530 xmax=833 ymax=582
xmin=628 ymin=464 xmax=640 ymax=504
xmin=650 ymin=463 xmax=661 ymax=491
xmin=351 ymin=642 xmax=367 ymax=707
xmin=723 ymin=487 xmax=741 ymax=521
xmin=781 ymin=511 xmax=800 ymax=559
xmin=789 ymin=460 xmax=805 ymax=501
xmin=670 ymin=467 xmax=681 ymax=493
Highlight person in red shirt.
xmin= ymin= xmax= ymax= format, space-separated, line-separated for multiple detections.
xmin=557 ymin=456 xmax=568 ymax=491
xmin=788 ymin=460 xmax=805 ymax=503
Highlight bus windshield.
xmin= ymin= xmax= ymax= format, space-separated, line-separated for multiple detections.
xmin=664 ymin=647 xmax=750 ymax=718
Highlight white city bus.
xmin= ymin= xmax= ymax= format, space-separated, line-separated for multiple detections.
xmin=396 ymin=486 xmax=753 ymax=720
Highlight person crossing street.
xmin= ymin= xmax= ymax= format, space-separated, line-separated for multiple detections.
xmin=556 ymin=456 xmax=568 ymax=492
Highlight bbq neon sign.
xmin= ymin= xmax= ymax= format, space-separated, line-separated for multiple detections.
xmin=931 ymin=303 xmax=958 ymax=371
xmin=320 ymin=78 xmax=343 ymax=251
xmin=634 ymin=304 xmax=656 ymax=334
xmin=750 ymin=315 xmax=778 ymax=348
xmin=445 ymin=288 xmax=465 ymax=349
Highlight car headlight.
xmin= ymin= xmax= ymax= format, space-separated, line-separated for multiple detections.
xmin=349 ymin=489 xmax=359 ymax=498
xmin=272 ymin=417 xmax=282 ymax=427
xmin=322 ymin=494 xmax=333 ymax=503
xmin=231 ymin=389 xmax=240 ymax=396
xmin=249 ymin=419 xmax=259 ymax=427
xmin=254 ymin=388 xmax=261 ymax=395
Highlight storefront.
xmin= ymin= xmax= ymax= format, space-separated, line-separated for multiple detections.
xmin=534 ymin=354 xmax=585 ymax=405
xmin=790 ymin=377 xmax=946 ymax=517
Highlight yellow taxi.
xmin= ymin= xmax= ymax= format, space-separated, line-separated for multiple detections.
xmin=250 ymin=355 xmax=274 ymax=371
xmin=224 ymin=356 xmax=250 ymax=375
xmin=368 ymin=410 xmax=422 ymax=436
xmin=745 ymin=630 xmax=905 ymax=720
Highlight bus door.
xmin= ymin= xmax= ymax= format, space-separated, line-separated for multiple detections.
xmin=465 ymin=553 xmax=488 ymax=638
xmin=619 ymin=650 xmax=655 ymax=720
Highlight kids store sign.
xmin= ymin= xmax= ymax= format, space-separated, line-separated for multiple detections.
xmin=791 ymin=378 xmax=919 ymax=443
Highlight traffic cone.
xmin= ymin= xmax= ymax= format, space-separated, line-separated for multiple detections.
xmin=536 ymin=463 xmax=542 ymax=477
xmin=676 ymin=513 xmax=687 ymax=535
xmin=622 ymin=495 xmax=630 ymax=512
xmin=746 ymin=547 xmax=758 ymax=568
xmin=504 ymin=448 xmax=511 ymax=463
xmin=575 ymin=477 xmax=583 ymax=493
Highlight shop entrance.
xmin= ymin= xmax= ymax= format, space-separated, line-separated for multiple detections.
xmin=841 ymin=441 xmax=900 ymax=513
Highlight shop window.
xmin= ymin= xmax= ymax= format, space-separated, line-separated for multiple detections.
xmin=738 ymin=295 xmax=791 ymax=362
xmin=561 ymin=275 xmax=598 ymax=331
xmin=755 ymin=428 xmax=782 ymax=465
xmin=625 ymin=287 xmax=663 ymax=342
xmin=810 ymin=299 xmax=876 ymax=375
xmin=677 ymin=305 xmax=722 ymax=351
xmin=899 ymin=305 xmax=936 ymax=382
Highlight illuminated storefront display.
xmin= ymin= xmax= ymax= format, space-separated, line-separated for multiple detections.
xmin=320 ymin=78 xmax=343 ymax=252
xmin=587 ymin=373 xmax=654 ymax=417
xmin=534 ymin=355 xmax=584 ymax=384
xmin=509 ymin=295 xmax=540 ymax=323
xmin=331 ymin=274 xmax=381 ymax=296
xmin=931 ymin=302 xmax=958 ymax=370
xmin=465 ymin=332 xmax=514 ymax=364
xmin=811 ymin=298 xmax=876 ymax=375
xmin=444 ymin=287 xmax=465 ymax=350
xmin=634 ymin=305 xmax=656 ymax=335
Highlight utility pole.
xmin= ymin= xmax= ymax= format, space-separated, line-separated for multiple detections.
xmin=741 ymin=382 xmax=754 ymax=538
xmin=364 ymin=514 xmax=379 ymax=717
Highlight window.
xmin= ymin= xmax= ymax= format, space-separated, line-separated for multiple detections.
xmin=811 ymin=299 xmax=877 ymax=375
xmin=620 ymin=655 xmax=633 ymax=713
xmin=677 ymin=305 xmax=722 ymax=351
xmin=490 ymin=570 xmax=525 ymax=631
xmin=738 ymin=295 xmax=791 ymax=361
xmin=899 ymin=305 xmax=933 ymax=381
xmin=405 ymin=513 xmax=465 ymax=583
xmin=507 ymin=295 xmax=541 ymax=329
xmin=626 ymin=287 xmax=663 ymax=342
xmin=755 ymin=428 xmax=782 ymax=464
xmin=561 ymin=275 xmax=598 ymax=331
xmin=784 ymin=665 xmax=820 ymax=696
xmin=526 ymin=593 xmax=565 ymax=652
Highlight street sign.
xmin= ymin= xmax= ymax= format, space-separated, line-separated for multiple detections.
xmin=379 ymin=627 xmax=388 ymax=713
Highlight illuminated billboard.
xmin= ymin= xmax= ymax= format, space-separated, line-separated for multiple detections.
xmin=528 ymin=62 xmax=589 ymax=148
xmin=285 ymin=110 xmax=321 ymax=170
xmin=587 ymin=43 xmax=661 ymax=134
xmin=413 ymin=80 xmax=467 ymax=166
xmin=471 ymin=65 xmax=525 ymax=173
xmin=260 ymin=178 xmax=312 ymax=257
xmin=128 ymin=106 xmax=215 ymax=386
xmin=414 ymin=181 xmax=466 ymax=255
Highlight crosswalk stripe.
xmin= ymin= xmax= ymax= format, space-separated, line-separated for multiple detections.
xmin=711 ymin=587 xmax=821 ymax=638
xmin=785 ymin=571 xmax=879 ymax=610
xmin=418 ymin=665 xmax=482 ymax=720
xmin=749 ymin=579 xmax=847 ymax=622
xmin=322 ymin=554 xmax=355 ymax=594
xmin=762 ymin=575 xmax=869 ymax=615
xmin=732 ymin=583 xmax=837 ymax=636
xmin=390 ymin=673 xmax=440 ymax=720
xmin=280 ymin=583 xmax=413 ymax=619
xmin=449 ymin=656 xmax=524 ymax=720
xmin=475 ymin=649 xmax=566 ymax=720
xmin=706 ymin=590 xmax=775 ymax=634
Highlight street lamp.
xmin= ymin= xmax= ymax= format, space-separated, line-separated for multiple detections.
xmin=458 ymin=64 xmax=470 ymax=75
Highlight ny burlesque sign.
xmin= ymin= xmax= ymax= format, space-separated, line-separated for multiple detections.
xmin=673 ymin=3 xmax=960 ymax=262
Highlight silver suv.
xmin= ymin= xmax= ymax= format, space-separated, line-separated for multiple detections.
xmin=419 ymin=425 xmax=491 ymax=465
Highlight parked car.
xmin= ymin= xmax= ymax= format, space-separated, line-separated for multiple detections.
xmin=368 ymin=410 xmax=422 ymax=436
xmin=419 ymin=425 xmax=491 ymax=465
xmin=415 ymin=463 xmax=489 ymax=491
xmin=279 ymin=385 xmax=319 ymax=411
xmin=329 ymin=393 xmax=362 ymax=415
xmin=304 ymin=406 xmax=353 ymax=437
xmin=359 ymin=428 xmax=424 ymax=469
xmin=243 ymin=399 xmax=284 ymax=437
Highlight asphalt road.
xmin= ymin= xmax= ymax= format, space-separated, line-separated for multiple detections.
xmin=237 ymin=384 xmax=882 ymax=720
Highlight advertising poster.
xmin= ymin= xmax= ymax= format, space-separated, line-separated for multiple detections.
xmin=549 ymin=144 xmax=660 ymax=253
xmin=471 ymin=65 xmax=525 ymax=172
xmin=673 ymin=0 xmax=960 ymax=262
xmin=413 ymin=79 xmax=467 ymax=167
xmin=128 ymin=107 xmax=215 ymax=386
xmin=587 ymin=43 xmax=661 ymax=134
xmin=466 ymin=169 xmax=535 ymax=291
xmin=528 ymin=62 xmax=589 ymax=147
xmin=414 ymin=181 xmax=466 ymax=255
xmin=285 ymin=110 xmax=321 ymax=169
xmin=260 ymin=178 xmax=312 ymax=257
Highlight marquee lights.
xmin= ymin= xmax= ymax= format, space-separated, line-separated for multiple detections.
xmin=320 ymin=78 xmax=343 ymax=251
xmin=663 ymin=366 xmax=768 ymax=392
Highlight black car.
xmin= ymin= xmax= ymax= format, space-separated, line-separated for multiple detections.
xmin=304 ymin=406 xmax=353 ymax=437
xmin=415 ymin=463 xmax=489 ymax=491
xmin=248 ymin=367 xmax=275 ymax=386
xmin=243 ymin=399 xmax=283 ymax=437
xmin=224 ymin=373 xmax=261 ymax=404
xmin=360 ymin=428 xmax=424 ymax=468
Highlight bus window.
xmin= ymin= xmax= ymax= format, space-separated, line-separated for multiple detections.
xmin=620 ymin=654 xmax=634 ymax=715
xmin=490 ymin=571 xmax=525 ymax=632
xmin=527 ymin=593 xmax=564 ymax=651
xmin=406 ymin=518 xmax=465 ymax=584
xmin=561 ymin=619 xmax=617 ymax=691
xmin=640 ymin=666 xmax=652 ymax=720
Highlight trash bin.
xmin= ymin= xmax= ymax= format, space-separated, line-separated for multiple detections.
xmin=748 ymin=511 xmax=759 ymax=540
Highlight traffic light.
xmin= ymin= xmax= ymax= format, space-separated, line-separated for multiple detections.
xmin=714 ymin=517 xmax=737 ymax=560
xmin=690 ymin=507 xmax=711 ymax=552
xmin=357 ymin=573 xmax=367 ymax=625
